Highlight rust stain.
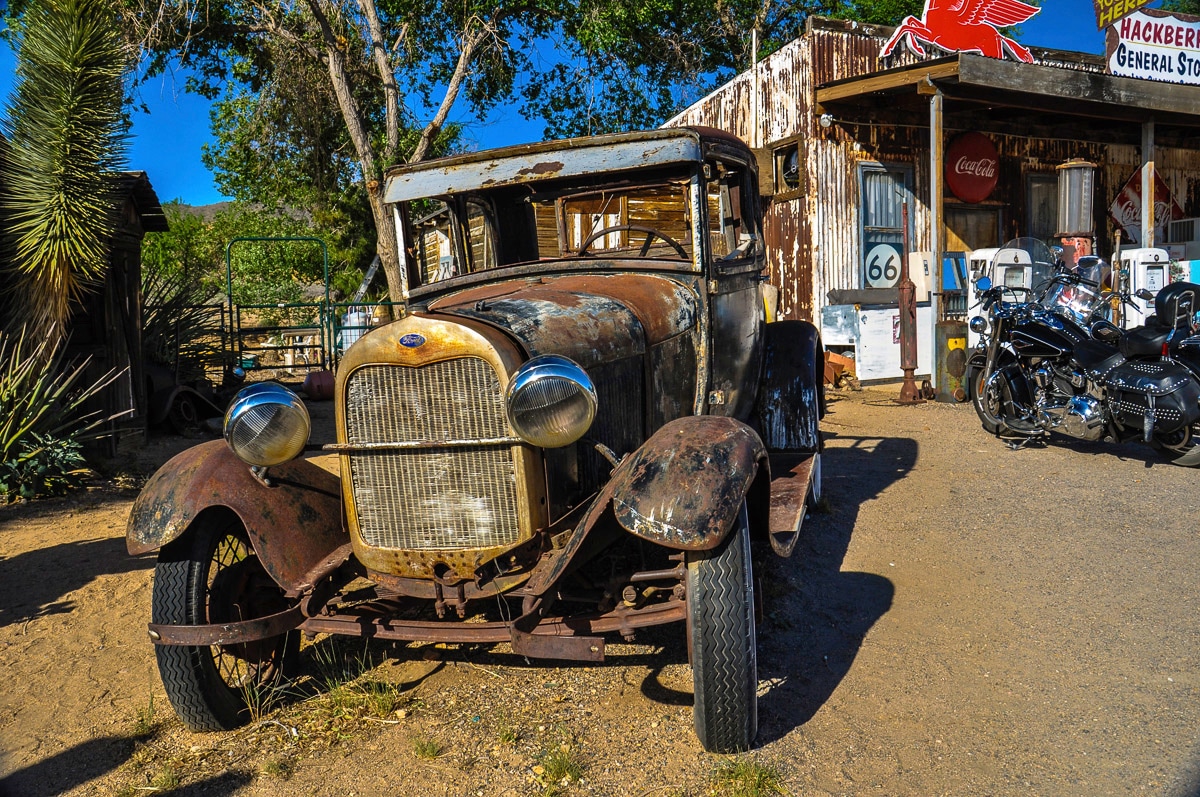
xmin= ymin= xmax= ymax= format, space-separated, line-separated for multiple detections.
xmin=517 ymin=160 xmax=565 ymax=177
xmin=126 ymin=440 xmax=347 ymax=591
xmin=607 ymin=416 xmax=766 ymax=550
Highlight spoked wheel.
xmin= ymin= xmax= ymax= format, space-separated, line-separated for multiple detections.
xmin=686 ymin=502 xmax=757 ymax=753
xmin=1153 ymin=422 xmax=1200 ymax=467
xmin=152 ymin=511 xmax=298 ymax=731
xmin=969 ymin=365 xmax=1004 ymax=435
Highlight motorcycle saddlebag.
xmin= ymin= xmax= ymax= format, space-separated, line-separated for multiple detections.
xmin=1105 ymin=360 xmax=1200 ymax=434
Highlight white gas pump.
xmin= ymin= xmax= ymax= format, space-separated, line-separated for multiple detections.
xmin=1116 ymin=247 xmax=1171 ymax=329
xmin=966 ymin=246 xmax=1032 ymax=348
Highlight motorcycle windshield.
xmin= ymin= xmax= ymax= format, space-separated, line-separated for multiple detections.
xmin=990 ymin=238 xmax=1057 ymax=295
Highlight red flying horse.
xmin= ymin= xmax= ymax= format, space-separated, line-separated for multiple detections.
xmin=880 ymin=0 xmax=1041 ymax=63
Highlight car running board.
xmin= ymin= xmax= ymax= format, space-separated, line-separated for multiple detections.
xmin=767 ymin=452 xmax=817 ymax=557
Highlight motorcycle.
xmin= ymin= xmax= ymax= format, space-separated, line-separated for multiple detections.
xmin=966 ymin=238 xmax=1200 ymax=466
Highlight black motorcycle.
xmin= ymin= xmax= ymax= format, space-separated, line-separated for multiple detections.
xmin=967 ymin=239 xmax=1200 ymax=466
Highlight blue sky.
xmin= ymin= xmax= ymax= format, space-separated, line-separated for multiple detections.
xmin=0 ymin=1 xmax=1125 ymax=205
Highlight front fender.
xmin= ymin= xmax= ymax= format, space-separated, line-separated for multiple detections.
xmin=609 ymin=416 xmax=767 ymax=550
xmin=126 ymin=440 xmax=347 ymax=592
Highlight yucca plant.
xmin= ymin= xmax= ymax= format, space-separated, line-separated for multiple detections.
xmin=0 ymin=327 xmax=123 ymax=502
xmin=0 ymin=0 xmax=129 ymax=344
xmin=141 ymin=263 xmax=230 ymax=384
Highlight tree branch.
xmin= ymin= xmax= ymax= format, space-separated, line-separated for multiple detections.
xmin=356 ymin=0 xmax=401 ymax=166
xmin=409 ymin=17 xmax=493 ymax=164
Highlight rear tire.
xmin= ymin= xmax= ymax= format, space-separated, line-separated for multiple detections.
xmin=686 ymin=502 xmax=757 ymax=753
xmin=1153 ymin=422 xmax=1200 ymax=467
xmin=153 ymin=511 xmax=297 ymax=731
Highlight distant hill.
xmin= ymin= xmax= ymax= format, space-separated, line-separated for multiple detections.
xmin=174 ymin=201 xmax=233 ymax=222
xmin=172 ymin=201 xmax=313 ymax=224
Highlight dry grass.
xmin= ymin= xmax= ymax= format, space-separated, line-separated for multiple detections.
xmin=707 ymin=757 xmax=787 ymax=796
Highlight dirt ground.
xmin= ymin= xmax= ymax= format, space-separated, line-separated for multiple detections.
xmin=2 ymin=383 xmax=1200 ymax=796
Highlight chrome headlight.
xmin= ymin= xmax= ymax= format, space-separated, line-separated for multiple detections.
xmin=223 ymin=382 xmax=311 ymax=466
xmin=506 ymin=355 xmax=597 ymax=448
xmin=969 ymin=316 xmax=988 ymax=334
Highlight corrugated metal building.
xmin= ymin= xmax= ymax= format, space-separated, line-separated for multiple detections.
xmin=667 ymin=17 xmax=1200 ymax=349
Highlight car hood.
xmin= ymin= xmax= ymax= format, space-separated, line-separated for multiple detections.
xmin=425 ymin=272 xmax=700 ymax=367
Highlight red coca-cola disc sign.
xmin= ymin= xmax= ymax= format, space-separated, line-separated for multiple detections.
xmin=945 ymin=132 xmax=999 ymax=204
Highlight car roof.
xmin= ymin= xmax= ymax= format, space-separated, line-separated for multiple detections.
xmin=383 ymin=127 xmax=749 ymax=204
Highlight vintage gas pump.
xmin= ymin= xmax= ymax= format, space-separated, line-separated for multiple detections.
xmin=966 ymin=246 xmax=1031 ymax=349
xmin=1116 ymin=247 xmax=1171 ymax=328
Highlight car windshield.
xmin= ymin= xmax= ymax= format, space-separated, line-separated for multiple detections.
xmin=404 ymin=159 xmax=758 ymax=288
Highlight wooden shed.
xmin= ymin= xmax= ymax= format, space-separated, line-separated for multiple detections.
xmin=667 ymin=16 xmax=1200 ymax=383
xmin=66 ymin=171 xmax=169 ymax=455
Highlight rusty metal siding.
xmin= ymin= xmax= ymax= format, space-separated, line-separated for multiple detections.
xmin=668 ymin=18 xmax=1200 ymax=322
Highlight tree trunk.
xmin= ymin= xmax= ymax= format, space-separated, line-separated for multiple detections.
xmin=368 ymin=185 xmax=403 ymax=306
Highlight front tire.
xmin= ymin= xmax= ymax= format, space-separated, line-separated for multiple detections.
xmin=969 ymin=364 xmax=1004 ymax=435
xmin=152 ymin=510 xmax=297 ymax=731
xmin=686 ymin=502 xmax=757 ymax=753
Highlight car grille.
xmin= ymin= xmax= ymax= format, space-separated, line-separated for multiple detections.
xmin=344 ymin=358 xmax=521 ymax=550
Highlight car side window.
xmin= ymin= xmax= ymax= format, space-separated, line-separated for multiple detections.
xmin=464 ymin=198 xmax=499 ymax=273
xmin=413 ymin=203 xmax=457 ymax=282
xmin=706 ymin=162 xmax=761 ymax=267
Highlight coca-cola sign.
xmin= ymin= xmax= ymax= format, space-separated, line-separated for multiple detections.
xmin=945 ymin=132 xmax=999 ymax=204
xmin=1109 ymin=165 xmax=1182 ymax=246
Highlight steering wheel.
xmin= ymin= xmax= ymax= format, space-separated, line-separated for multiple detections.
xmin=576 ymin=224 xmax=688 ymax=259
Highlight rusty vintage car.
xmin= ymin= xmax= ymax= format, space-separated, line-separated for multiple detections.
xmin=127 ymin=127 xmax=824 ymax=753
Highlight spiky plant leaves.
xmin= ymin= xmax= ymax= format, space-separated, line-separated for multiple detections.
xmin=0 ymin=326 xmax=124 ymax=502
xmin=0 ymin=0 xmax=129 ymax=342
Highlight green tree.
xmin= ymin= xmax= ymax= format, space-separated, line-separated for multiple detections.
xmin=113 ymin=0 xmax=555 ymax=304
xmin=0 ymin=0 xmax=129 ymax=343
xmin=1162 ymin=0 xmax=1200 ymax=16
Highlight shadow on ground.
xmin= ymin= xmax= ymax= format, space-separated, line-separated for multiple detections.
xmin=0 ymin=537 xmax=154 ymax=630
xmin=755 ymin=429 xmax=917 ymax=744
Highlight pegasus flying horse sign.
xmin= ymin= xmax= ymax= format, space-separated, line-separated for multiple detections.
xmin=880 ymin=0 xmax=1042 ymax=63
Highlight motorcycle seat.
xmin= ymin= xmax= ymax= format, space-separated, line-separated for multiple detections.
xmin=1119 ymin=325 xmax=1170 ymax=358
xmin=1154 ymin=282 xmax=1200 ymax=330
xmin=1074 ymin=339 xmax=1125 ymax=378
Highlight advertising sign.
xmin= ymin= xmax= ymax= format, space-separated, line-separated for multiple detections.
xmin=1094 ymin=0 xmax=1153 ymax=30
xmin=879 ymin=0 xmax=1040 ymax=63
xmin=1109 ymin=165 xmax=1183 ymax=246
xmin=945 ymin=132 xmax=999 ymax=204
xmin=1106 ymin=9 xmax=1200 ymax=86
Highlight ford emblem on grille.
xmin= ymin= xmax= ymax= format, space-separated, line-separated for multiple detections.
xmin=400 ymin=333 xmax=426 ymax=348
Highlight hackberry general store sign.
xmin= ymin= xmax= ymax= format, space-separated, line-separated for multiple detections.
xmin=1106 ymin=9 xmax=1200 ymax=85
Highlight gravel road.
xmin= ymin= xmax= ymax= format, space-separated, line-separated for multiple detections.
xmin=1 ymin=383 xmax=1198 ymax=796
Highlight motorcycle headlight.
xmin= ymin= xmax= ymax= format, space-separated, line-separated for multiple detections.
xmin=969 ymin=316 xmax=988 ymax=334
xmin=223 ymin=382 xmax=311 ymax=467
xmin=506 ymin=355 xmax=597 ymax=448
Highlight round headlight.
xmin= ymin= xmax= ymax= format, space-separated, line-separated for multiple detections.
xmin=223 ymin=382 xmax=311 ymax=466
xmin=506 ymin=355 xmax=597 ymax=448
xmin=969 ymin=315 xmax=988 ymax=334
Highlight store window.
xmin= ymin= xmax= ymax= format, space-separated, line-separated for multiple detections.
xmin=1027 ymin=175 xmax=1057 ymax=241
xmin=859 ymin=164 xmax=913 ymax=289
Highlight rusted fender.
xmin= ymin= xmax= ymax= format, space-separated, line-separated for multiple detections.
xmin=609 ymin=416 xmax=767 ymax=550
xmin=753 ymin=320 xmax=824 ymax=452
xmin=126 ymin=440 xmax=347 ymax=592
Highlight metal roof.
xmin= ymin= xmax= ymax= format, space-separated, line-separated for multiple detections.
xmin=382 ymin=128 xmax=747 ymax=204
xmin=816 ymin=51 xmax=1200 ymax=148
